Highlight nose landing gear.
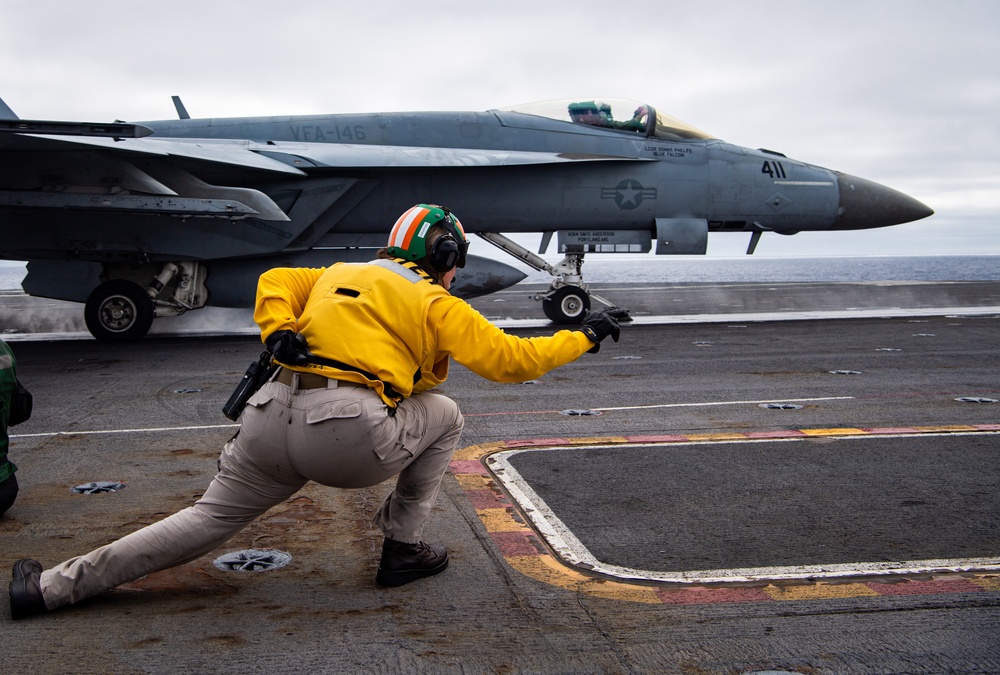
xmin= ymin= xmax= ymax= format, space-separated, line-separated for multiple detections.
xmin=542 ymin=284 xmax=590 ymax=324
xmin=476 ymin=232 xmax=623 ymax=325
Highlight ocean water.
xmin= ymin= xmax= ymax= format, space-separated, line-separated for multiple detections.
xmin=0 ymin=264 xmax=27 ymax=291
xmin=515 ymin=254 xmax=1000 ymax=285
xmin=1 ymin=255 xmax=998 ymax=291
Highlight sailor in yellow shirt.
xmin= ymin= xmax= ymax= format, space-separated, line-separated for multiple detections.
xmin=10 ymin=204 xmax=626 ymax=618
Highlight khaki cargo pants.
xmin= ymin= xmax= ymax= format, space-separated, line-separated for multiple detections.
xmin=40 ymin=373 xmax=464 ymax=610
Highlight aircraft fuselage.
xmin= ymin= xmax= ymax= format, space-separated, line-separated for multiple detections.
xmin=0 ymin=97 xmax=933 ymax=340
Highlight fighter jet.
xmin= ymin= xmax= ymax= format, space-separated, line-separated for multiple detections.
xmin=0 ymin=96 xmax=932 ymax=342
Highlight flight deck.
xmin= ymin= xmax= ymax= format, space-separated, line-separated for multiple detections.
xmin=1 ymin=282 xmax=999 ymax=674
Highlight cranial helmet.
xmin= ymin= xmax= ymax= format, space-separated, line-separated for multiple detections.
xmin=387 ymin=204 xmax=469 ymax=272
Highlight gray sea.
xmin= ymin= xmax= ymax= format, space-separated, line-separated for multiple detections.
xmin=6 ymin=255 xmax=997 ymax=290
xmin=514 ymin=255 xmax=1000 ymax=285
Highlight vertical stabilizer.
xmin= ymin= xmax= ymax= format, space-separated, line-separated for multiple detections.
xmin=0 ymin=98 xmax=19 ymax=120
xmin=172 ymin=95 xmax=191 ymax=120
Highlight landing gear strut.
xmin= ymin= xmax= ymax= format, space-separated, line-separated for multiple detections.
xmin=476 ymin=232 xmax=620 ymax=325
xmin=83 ymin=262 xmax=208 ymax=342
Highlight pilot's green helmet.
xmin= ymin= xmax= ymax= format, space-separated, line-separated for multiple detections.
xmin=387 ymin=204 xmax=469 ymax=271
xmin=568 ymin=100 xmax=599 ymax=114
xmin=568 ymin=100 xmax=612 ymax=120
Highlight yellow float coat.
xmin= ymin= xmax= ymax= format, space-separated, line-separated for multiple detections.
xmin=254 ymin=259 xmax=593 ymax=407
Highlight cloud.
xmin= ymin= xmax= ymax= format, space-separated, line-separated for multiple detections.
xmin=1 ymin=0 xmax=998 ymax=255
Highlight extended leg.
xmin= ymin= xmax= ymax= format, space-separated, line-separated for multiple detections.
xmin=39 ymin=432 xmax=306 ymax=610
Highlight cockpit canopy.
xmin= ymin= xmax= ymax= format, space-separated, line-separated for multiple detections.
xmin=497 ymin=98 xmax=715 ymax=141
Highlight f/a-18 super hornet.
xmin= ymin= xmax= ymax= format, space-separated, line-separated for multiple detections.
xmin=0 ymin=95 xmax=932 ymax=341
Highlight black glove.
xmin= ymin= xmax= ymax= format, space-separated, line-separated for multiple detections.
xmin=265 ymin=330 xmax=312 ymax=366
xmin=577 ymin=307 xmax=629 ymax=353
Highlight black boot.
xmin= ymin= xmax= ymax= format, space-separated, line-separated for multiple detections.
xmin=10 ymin=558 xmax=47 ymax=619
xmin=376 ymin=539 xmax=449 ymax=587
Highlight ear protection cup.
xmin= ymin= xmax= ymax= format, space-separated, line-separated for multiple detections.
xmin=428 ymin=234 xmax=460 ymax=273
xmin=434 ymin=207 xmax=468 ymax=270
xmin=387 ymin=204 xmax=468 ymax=273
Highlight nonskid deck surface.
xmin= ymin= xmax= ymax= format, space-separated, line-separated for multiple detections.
xmin=2 ymin=283 xmax=998 ymax=674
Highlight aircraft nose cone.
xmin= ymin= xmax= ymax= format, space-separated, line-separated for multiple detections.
xmin=834 ymin=172 xmax=933 ymax=230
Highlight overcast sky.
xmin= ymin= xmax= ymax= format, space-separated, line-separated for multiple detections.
xmin=2 ymin=0 xmax=998 ymax=258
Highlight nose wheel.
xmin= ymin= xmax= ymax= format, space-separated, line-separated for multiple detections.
xmin=542 ymin=285 xmax=591 ymax=324
xmin=474 ymin=232 xmax=625 ymax=324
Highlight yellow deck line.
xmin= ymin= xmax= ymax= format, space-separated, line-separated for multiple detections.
xmin=451 ymin=426 xmax=1000 ymax=605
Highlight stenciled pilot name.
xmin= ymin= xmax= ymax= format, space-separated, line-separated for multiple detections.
xmin=566 ymin=231 xmax=617 ymax=244
xmin=644 ymin=146 xmax=692 ymax=159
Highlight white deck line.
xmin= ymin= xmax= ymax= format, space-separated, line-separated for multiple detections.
xmin=2 ymin=306 xmax=998 ymax=342
xmin=486 ymin=433 xmax=1000 ymax=584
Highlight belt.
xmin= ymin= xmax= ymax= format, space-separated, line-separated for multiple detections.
xmin=275 ymin=368 xmax=367 ymax=390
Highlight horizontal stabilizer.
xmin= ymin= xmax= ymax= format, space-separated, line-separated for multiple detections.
xmin=0 ymin=118 xmax=153 ymax=138
xmin=4 ymin=132 xmax=307 ymax=175
xmin=0 ymin=190 xmax=274 ymax=219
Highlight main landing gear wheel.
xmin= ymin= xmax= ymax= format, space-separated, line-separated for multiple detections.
xmin=84 ymin=280 xmax=155 ymax=343
xmin=542 ymin=286 xmax=591 ymax=324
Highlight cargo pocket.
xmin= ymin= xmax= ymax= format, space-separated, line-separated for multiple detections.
xmin=245 ymin=389 xmax=273 ymax=410
xmin=246 ymin=380 xmax=284 ymax=411
xmin=371 ymin=411 xmax=425 ymax=471
xmin=305 ymin=399 xmax=363 ymax=425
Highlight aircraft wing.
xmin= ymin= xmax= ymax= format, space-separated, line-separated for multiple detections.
xmin=250 ymin=142 xmax=651 ymax=169
xmin=1 ymin=130 xmax=645 ymax=217
xmin=0 ymin=126 xmax=648 ymax=264
xmin=0 ymin=132 xmax=309 ymax=176
xmin=3 ymin=127 xmax=647 ymax=172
